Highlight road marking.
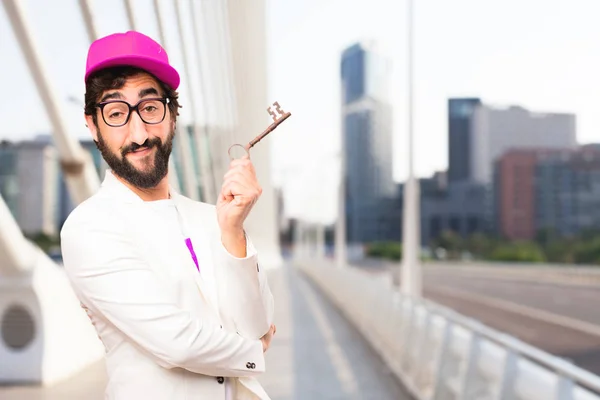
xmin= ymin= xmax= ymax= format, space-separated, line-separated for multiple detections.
xmin=427 ymin=285 xmax=600 ymax=338
xmin=298 ymin=276 xmax=360 ymax=396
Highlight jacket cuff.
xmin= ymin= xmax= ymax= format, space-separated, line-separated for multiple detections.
xmin=241 ymin=339 xmax=266 ymax=373
xmin=218 ymin=233 xmax=262 ymax=288
xmin=221 ymin=231 xmax=258 ymax=261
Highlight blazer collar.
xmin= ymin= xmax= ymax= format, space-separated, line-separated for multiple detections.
xmin=100 ymin=170 xmax=180 ymax=204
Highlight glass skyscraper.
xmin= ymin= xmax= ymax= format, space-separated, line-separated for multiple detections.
xmin=341 ymin=42 xmax=395 ymax=244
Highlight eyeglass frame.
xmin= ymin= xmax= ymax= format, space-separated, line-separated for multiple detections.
xmin=95 ymin=97 xmax=171 ymax=127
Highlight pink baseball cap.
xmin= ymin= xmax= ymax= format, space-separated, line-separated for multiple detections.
xmin=85 ymin=31 xmax=180 ymax=90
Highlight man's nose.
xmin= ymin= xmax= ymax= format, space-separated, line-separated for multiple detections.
xmin=128 ymin=111 xmax=149 ymax=145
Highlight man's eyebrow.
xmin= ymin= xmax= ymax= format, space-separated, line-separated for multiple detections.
xmin=100 ymin=92 xmax=123 ymax=102
xmin=139 ymin=87 xmax=160 ymax=98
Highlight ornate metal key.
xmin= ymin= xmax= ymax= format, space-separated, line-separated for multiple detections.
xmin=228 ymin=101 xmax=292 ymax=160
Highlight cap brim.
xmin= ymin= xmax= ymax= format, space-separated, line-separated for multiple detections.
xmin=85 ymin=55 xmax=180 ymax=90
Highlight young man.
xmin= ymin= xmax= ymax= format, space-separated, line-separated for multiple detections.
xmin=60 ymin=31 xmax=276 ymax=400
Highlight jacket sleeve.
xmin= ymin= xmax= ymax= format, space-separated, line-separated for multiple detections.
xmin=214 ymin=232 xmax=274 ymax=339
xmin=60 ymin=213 xmax=265 ymax=378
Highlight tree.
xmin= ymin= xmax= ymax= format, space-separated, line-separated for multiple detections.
xmin=489 ymin=241 xmax=545 ymax=263
xmin=433 ymin=230 xmax=463 ymax=259
xmin=465 ymin=232 xmax=494 ymax=258
xmin=365 ymin=242 xmax=402 ymax=261
xmin=573 ymin=237 xmax=600 ymax=264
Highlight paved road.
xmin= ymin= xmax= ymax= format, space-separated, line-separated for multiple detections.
xmin=0 ymin=265 xmax=411 ymax=400
xmin=424 ymin=270 xmax=600 ymax=327
xmin=423 ymin=268 xmax=600 ymax=374
xmin=353 ymin=259 xmax=600 ymax=376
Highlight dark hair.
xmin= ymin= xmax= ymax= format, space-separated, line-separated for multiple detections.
xmin=84 ymin=66 xmax=180 ymax=127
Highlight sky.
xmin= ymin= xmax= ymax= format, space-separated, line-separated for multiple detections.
xmin=2 ymin=0 xmax=600 ymax=223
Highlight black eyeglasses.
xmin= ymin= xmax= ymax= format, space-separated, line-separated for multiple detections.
xmin=96 ymin=97 xmax=170 ymax=127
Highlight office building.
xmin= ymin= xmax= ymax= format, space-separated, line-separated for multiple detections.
xmin=420 ymin=179 xmax=488 ymax=244
xmin=494 ymin=149 xmax=542 ymax=240
xmin=471 ymin=104 xmax=577 ymax=184
xmin=495 ymin=145 xmax=600 ymax=240
xmin=341 ymin=42 xmax=395 ymax=244
xmin=448 ymin=98 xmax=482 ymax=182
xmin=535 ymin=145 xmax=600 ymax=237
xmin=448 ymin=99 xmax=577 ymax=185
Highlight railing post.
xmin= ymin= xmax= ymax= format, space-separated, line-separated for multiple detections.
xmin=400 ymin=299 xmax=417 ymax=372
xmin=457 ymin=331 xmax=482 ymax=399
xmin=555 ymin=375 xmax=575 ymax=400
xmin=431 ymin=320 xmax=454 ymax=400
xmin=495 ymin=350 xmax=518 ymax=400
xmin=413 ymin=309 xmax=433 ymax=389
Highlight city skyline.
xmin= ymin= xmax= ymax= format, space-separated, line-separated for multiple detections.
xmin=3 ymin=0 xmax=600 ymax=224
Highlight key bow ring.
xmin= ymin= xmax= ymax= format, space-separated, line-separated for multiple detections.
xmin=228 ymin=101 xmax=292 ymax=160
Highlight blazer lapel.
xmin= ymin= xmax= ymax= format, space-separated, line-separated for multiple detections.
xmin=170 ymin=193 xmax=220 ymax=314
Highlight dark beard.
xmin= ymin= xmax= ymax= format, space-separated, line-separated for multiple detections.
xmin=95 ymin=129 xmax=175 ymax=189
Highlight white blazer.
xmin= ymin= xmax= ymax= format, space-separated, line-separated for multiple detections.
xmin=60 ymin=171 xmax=274 ymax=400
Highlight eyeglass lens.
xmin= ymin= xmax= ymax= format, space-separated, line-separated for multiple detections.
xmin=103 ymin=99 xmax=165 ymax=126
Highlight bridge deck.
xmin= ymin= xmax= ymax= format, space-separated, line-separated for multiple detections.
xmin=0 ymin=265 xmax=411 ymax=400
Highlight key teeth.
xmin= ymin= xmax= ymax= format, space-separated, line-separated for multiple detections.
xmin=274 ymin=101 xmax=286 ymax=117
xmin=267 ymin=101 xmax=288 ymax=122
xmin=267 ymin=106 xmax=278 ymax=122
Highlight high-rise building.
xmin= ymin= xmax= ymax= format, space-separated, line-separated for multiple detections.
xmin=418 ymin=98 xmax=490 ymax=244
xmin=448 ymin=98 xmax=481 ymax=182
xmin=446 ymin=100 xmax=577 ymax=238
xmin=494 ymin=149 xmax=541 ymax=240
xmin=449 ymin=100 xmax=577 ymax=185
xmin=535 ymin=145 xmax=600 ymax=237
xmin=494 ymin=145 xmax=600 ymax=240
xmin=471 ymin=105 xmax=577 ymax=184
xmin=341 ymin=42 xmax=395 ymax=244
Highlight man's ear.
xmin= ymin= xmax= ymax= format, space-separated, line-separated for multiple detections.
xmin=85 ymin=114 xmax=98 ymax=142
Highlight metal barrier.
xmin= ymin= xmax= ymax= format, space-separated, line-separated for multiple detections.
xmin=297 ymin=259 xmax=600 ymax=400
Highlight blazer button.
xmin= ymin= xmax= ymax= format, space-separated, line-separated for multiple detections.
xmin=246 ymin=362 xmax=252 ymax=369
xmin=216 ymin=377 xmax=224 ymax=384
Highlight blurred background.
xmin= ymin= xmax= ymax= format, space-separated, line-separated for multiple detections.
xmin=3 ymin=0 xmax=600 ymax=399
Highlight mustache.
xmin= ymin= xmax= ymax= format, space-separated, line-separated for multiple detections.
xmin=121 ymin=137 xmax=162 ymax=156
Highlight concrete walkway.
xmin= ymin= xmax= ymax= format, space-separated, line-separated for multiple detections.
xmin=0 ymin=264 xmax=412 ymax=399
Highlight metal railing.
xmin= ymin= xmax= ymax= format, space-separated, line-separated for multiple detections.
xmin=298 ymin=259 xmax=600 ymax=400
